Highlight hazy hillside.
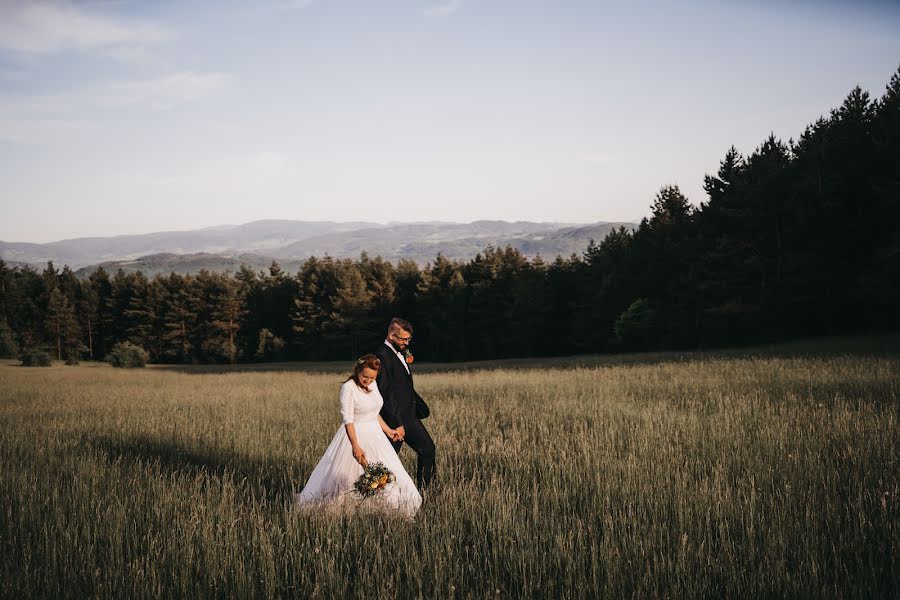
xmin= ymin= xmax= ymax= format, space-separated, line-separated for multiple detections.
xmin=72 ymin=253 xmax=307 ymax=278
xmin=271 ymin=220 xmax=602 ymax=260
xmin=363 ymin=222 xmax=630 ymax=263
xmin=2 ymin=219 xmax=636 ymax=276
xmin=0 ymin=220 xmax=381 ymax=269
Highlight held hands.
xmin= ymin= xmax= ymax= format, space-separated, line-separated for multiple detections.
xmin=376 ymin=415 xmax=404 ymax=442
xmin=352 ymin=444 xmax=368 ymax=467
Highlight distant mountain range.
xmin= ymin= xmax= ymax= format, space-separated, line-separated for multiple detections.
xmin=0 ymin=219 xmax=637 ymax=277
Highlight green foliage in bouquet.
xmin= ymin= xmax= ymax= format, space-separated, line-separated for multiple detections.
xmin=352 ymin=462 xmax=395 ymax=499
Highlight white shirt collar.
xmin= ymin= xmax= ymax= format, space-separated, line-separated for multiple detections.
xmin=384 ymin=340 xmax=410 ymax=374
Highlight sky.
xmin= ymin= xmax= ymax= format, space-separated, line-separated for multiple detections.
xmin=0 ymin=0 xmax=898 ymax=243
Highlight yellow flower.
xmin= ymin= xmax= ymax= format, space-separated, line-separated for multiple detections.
xmin=370 ymin=482 xmax=379 ymax=489
xmin=379 ymin=475 xmax=388 ymax=485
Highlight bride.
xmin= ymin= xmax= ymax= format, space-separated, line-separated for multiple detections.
xmin=294 ymin=354 xmax=422 ymax=517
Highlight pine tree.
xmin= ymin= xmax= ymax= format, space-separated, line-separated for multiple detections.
xmin=121 ymin=273 xmax=166 ymax=360
xmin=0 ymin=259 xmax=8 ymax=318
xmin=88 ymin=268 xmax=114 ymax=360
xmin=45 ymin=288 xmax=80 ymax=362
xmin=329 ymin=259 xmax=374 ymax=357
xmin=866 ymin=65 xmax=900 ymax=330
xmin=393 ymin=259 xmax=422 ymax=323
xmin=255 ymin=328 xmax=285 ymax=362
xmin=417 ymin=254 xmax=467 ymax=361
xmin=543 ymin=254 xmax=585 ymax=355
xmin=292 ymin=257 xmax=332 ymax=359
xmin=358 ymin=252 xmax=396 ymax=325
xmin=160 ymin=273 xmax=200 ymax=363
xmin=76 ymin=279 xmax=100 ymax=360
xmin=235 ymin=264 xmax=263 ymax=358
xmin=259 ymin=261 xmax=300 ymax=355
xmin=206 ymin=275 xmax=247 ymax=364
xmin=575 ymin=226 xmax=636 ymax=352
xmin=633 ymin=185 xmax=699 ymax=348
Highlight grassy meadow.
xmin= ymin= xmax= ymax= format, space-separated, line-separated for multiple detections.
xmin=0 ymin=338 xmax=898 ymax=598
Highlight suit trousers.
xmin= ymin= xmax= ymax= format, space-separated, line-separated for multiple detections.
xmin=389 ymin=417 xmax=436 ymax=490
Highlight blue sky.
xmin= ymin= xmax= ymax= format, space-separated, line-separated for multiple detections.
xmin=0 ymin=0 xmax=898 ymax=243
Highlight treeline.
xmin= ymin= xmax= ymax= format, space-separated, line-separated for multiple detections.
xmin=1 ymin=69 xmax=898 ymax=364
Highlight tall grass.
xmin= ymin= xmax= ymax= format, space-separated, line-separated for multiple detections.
xmin=0 ymin=351 xmax=897 ymax=598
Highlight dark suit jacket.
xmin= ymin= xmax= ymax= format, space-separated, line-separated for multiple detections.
xmin=375 ymin=342 xmax=423 ymax=429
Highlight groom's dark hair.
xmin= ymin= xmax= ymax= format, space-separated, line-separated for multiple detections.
xmin=388 ymin=317 xmax=413 ymax=334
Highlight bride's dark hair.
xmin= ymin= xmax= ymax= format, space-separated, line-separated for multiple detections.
xmin=346 ymin=354 xmax=381 ymax=391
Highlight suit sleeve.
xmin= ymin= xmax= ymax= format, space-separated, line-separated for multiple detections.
xmin=376 ymin=354 xmax=401 ymax=428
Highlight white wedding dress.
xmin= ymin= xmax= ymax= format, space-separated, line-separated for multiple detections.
xmin=294 ymin=379 xmax=422 ymax=517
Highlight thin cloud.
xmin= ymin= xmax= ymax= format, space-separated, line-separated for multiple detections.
xmin=101 ymin=72 xmax=232 ymax=109
xmin=219 ymin=152 xmax=290 ymax=171
xmin=245 ymin=0 xmax=315 ymax=18
xmin=0 ymin=117 xmax=91 ymax=144
xmin=424 ymin=0 xmax=463 ymax=20
xmin=0 ymin=70 xmax=230 ymax=142
xmin=0 ymin=0 xmax=172 ymax=55
xmin=578 ymin=153 xmax=614 ymax=164
xmin=277 ymin=0 xmax=315 ymax=9
xmin=107 ymin=152 xmax=295 ymax=190
xmin=1 ymin=71 xmax=231 ymax=114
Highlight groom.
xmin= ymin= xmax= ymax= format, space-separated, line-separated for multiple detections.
xmin=375 ymin=317 xmax=436 ymax=491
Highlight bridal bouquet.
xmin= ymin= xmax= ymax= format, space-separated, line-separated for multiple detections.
xmin=353 ymin=462 xmax=395 ymax=499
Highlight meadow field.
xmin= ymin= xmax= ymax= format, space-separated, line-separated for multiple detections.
xmin=0 ymin=339 xmax=898 ymax=598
